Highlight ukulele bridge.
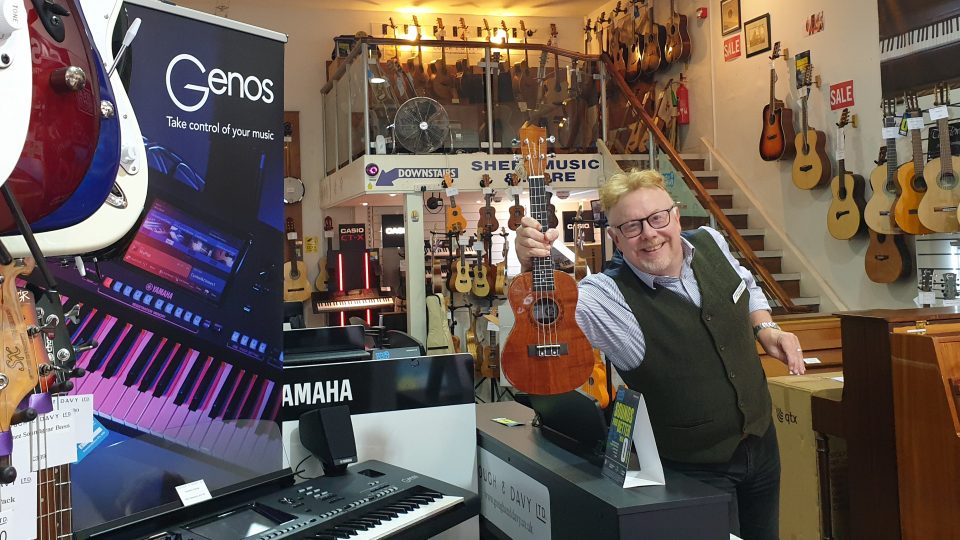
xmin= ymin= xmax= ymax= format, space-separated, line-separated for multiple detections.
xmin=528 ymin=344 xmax=569 ymax=357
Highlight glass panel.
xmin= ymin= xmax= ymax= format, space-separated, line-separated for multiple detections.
xmin=367 ymin=45 xmax=402 ymax=155
xmin=323 ymin=87 xmax=337 ymax=175
xmin=336 ymin=71 xmax=350 ymax=167
xmin=444 ymin=44 xmax=488 ymax=153
xmin=348 ymin=56 xmax=366 ymax=159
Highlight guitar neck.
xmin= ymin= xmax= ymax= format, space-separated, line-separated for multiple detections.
xmin=912 ymin=126 xmax=925 ymax=175
xmin=528 ymin=174 xmax=555 ymax=291
xmin=769 ymin=67 xmax=776 ymax=110
xmin=939 ymin=117 xmax=954 ymax=175
xmin=37 ymin=464 xmax=72 ymax=540
xmin=885 ymin=118 xmax=899 ymax=180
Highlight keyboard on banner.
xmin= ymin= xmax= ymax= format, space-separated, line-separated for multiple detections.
xmin=879 ymin=13 xmax=960 ymax=93
xmin=57 ymin=286 xmax=282 ymax=462
xmin=105 ymin=460 xmax=479 ymax=540
xmin=879 ymin=14 xmax=960 ymax=61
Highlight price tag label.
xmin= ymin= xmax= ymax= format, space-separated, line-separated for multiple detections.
xmin=175 ymin=479 xmax=213 ymax=506
xmin=929 ymin=105 xmax=949 ymax=120
xmin=882 ymin=126 xmax=900 ymax=139
xmin=509 ymin=186 xmax=523 ymax=196
xmin=483 ymin=187 xmax=495 ymax=195
xmin=445 ymin=187 xmax=459 ymax=197
xmin=918 ymin=290 xmax=936 ymax=306
xmin=472 ymin=241 xmax=483 ymax=252
xmin=803 ymin=357 xmax=822 ymax=364
xmin=943 ymin=298 xmax=960 ymax=307
xmin=907 ymin=116 xmax=925 ymax=130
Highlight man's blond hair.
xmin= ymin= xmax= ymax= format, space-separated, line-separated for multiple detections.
xmin=599 ymin=169 xmax=669 ymax=211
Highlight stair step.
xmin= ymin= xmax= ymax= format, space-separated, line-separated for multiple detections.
xmin=763 ymin=272 xmax=802 ymax=297
xmin=734 ymin=250 xmax=782 ymax=273
xmin=722 ymin=208 xmax=750 ymax=229
xmin=770 ymin=296 xmax=821 ymax=315
xmin=707 ymin=189 xmax=733 ymax=209
xmin=721 ymin=227 xmax=765 ymax=251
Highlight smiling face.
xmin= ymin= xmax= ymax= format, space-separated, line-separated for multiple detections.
xmin=607 ymin=187 xmax=683 ymax=277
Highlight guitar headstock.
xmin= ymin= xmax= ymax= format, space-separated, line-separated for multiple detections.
xmin=905 ymin=91 xmax=920 ymax=115
xmin=0 ymin=258 xmax=41 ymax=436
xmin=584 ymin=18 xmax=593 ymax=41
xmin=614 ymin=1 xmax=624 ymax=15
xmin=480 ymin=173 xmax=492 ymax=188
xmin=412 ymin=16 xmax=421 ymax=39
xmin=285 ymin=216 xmax=297 ymax=237
xmin=459 ymin=18 xmax=468 ymax=41
xmin=837 ymin=108 xmax=851 ymax=129
xmin=803 ymin=64 xmax=813 ymax=88
xmin=935 ymin=83 xmax=950 ymax=107
xmin=770 ymin=41 xmax=782 ymax=61
xmin=518 ymin=123 xmax=550 ymax=183
xmin=324 ymin=216 xmax=334 ymax=232
xmin=442 ymin=172 xmax=454 ymax=189
xmin=596 ymin=12 xmax=607 ymax=27
xmin=882 ymin=96 xmax=897 ymax=119
xmin=483 ymin=18 xmax=491 ymax=39
xmin=549 ymin=23 xmax=558 ymax=46
xmin=436 ymin=18 xmax=445 ymax=40
xmin=921 ymin=268 xmax=934 ymax=292
xmin=501 ymin=20 xmax=508 ymax=34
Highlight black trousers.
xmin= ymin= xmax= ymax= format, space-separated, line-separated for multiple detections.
xmin=661 ymin=423 xmax=781 ymax=540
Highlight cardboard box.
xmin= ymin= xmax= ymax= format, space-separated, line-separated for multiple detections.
xmin=768 ymin=372 xmax=847 ymax=540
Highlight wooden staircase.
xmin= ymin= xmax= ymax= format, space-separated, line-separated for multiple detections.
xmin=620 ymin=154 xmax=821 ymax=315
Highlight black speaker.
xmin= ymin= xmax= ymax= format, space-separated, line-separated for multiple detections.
xmin=298 ymin=405 xmax=357 ymax=475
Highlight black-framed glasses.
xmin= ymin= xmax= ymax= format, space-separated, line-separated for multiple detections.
xmin=614 ymin=204 xmax=677 ymax=238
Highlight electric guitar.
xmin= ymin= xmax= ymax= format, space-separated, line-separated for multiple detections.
xmin=476 ymin=175 xmax=499 ymax=235
xmin=502 ymin=123 xmax=594 ymax=394
xmin=865 ymin=230 xmax=910 ymax=284
xmin=864 ymin=99 xmax=902 ymax=234
xmin=894 ymin=93 xmax=933 ymax=234
xmin=4 ymin=5 xmax=148 ymax=258
xmin=758 ymin=43 xmax=796 ymax=161
xmin=664 ymin=0 xmax=691 ymax=64
xmin=791 ymin=65 xmax=831 ymax=189
xmin=283 ymin=218 xmax=312 ymax=302
xmin=827 ymin=110 xmax=866 ymax=240
xmin=442 ymin=173 xmax=468 ymax=233
xmin=918 ymin=83 xmax=960 ymax=233
xmin=2 ymin=0 xmax=109 ymax=235
xmin=316 ymin=216 xmax=334 ymax=292
xmin=0 ymin=0 xmax=30 ymax=187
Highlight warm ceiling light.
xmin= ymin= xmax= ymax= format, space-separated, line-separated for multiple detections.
xmin=389 ymin=193 xmax=397 ymax=197
xmin=362 ymin=202 xmax=369 ymax=206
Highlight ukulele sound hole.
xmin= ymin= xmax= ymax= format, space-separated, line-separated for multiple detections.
xmin=532 ymin=298 xmax=560 ymax=325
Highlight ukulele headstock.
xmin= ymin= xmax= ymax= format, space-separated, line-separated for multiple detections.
xmin=549 ymin=23 xmax=558 ymax=46
xmin=769 ymin=41 xmax=782 ymax=61
xmin=480 ymin=173 xmax=492 ymax=188
xmin=518 ymin=123 xmax=552 ymax=183
xmin=459 ymin=18 xmax=468 ymax=41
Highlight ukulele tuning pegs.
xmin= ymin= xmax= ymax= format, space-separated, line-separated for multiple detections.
xmin=511 ymin=138 xmax=520 ymax=146
xmin=546 ymin=135 xmax=556 ymax=143
xmin=547 ymin=153 xmax=557 ymax=158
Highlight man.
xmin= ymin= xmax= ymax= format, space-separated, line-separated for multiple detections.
xmin=515 ymin=169 xmax=805 ymax=540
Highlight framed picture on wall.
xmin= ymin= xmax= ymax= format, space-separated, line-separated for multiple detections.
xmin=744 ymin=13 xmax=772 ymax=57
xmin=720 ymin=0 xmax=741 ymax=35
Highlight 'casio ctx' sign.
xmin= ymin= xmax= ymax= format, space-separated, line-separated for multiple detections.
xmin=339 ymin=223 xmax=366 ymax=252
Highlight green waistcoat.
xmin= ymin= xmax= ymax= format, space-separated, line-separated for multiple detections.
xmin=604 ymin=229 xmax=772 ymax=463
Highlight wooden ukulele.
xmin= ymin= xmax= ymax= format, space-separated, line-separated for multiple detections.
xmin=507 ymin=166 xmax=526 ymax=230
xmin=545 ymin=189 xmax=560 ymax=230
xmin=664 ymin=0 xmax=691 ymax=64
xmin=478 ymin=309 xmax=501 ymax=379
xmin=283 ymin=218 xmax=312 ymax=302
xmin=477 ymin=174 xmax=499 ymax=235
xmin=495 ymin=227 xmax=509 ymax=295
xmin=316 ymin=216 xmax=334 ymax=292
xmin=894 ymin=93 xmax=933 ymax=234
xmin=472 ymin=241 xmax=491 ymax=298
xmin=918 ymin=83 xmax=960 ymax=233
xmin=639 ymin=0 xmax=667 ymax=74
xmin=501 ymin=123 xmax=594 ymax=394
xmin=430 ymin=18 xmax=459 ymax=104
xmin=791 ymin=65 xmax=831 ymax=189
xmin=450 ymin=237 xmax=472 ymax=294
xmin=443 ymin=173 xmax=468 ymax=233
xmin=827 ymin=110 xmax=867 ymax=240
xmin=758 ymin=43 xmax=797 ymax=161
xmin=865 ymin=230 xmax=910 ymax=283
xmin=865 ymin=99 xmax=902 ymax=234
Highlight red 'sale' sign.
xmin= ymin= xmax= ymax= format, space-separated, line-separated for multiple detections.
xmin=723 ymin=35 xmax=741 ymax=62
xmin=829 ymin=80 xmax=855 ymax=110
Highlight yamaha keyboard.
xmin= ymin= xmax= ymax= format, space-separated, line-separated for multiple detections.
xmin=91 ymin=460 xmax=478 ymax=540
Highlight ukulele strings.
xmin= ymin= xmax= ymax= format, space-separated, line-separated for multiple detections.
xmin=533 ymin=134 xmax=558 ymax=354
xmin=526 ymin=137 xmax=546 ymax=353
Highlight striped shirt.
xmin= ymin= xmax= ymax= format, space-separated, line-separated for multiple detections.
xmin=575 ymin=227 xmax=770 ymax=372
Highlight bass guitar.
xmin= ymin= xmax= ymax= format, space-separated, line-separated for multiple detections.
xmin=758 ymin=43 xmax=796 ymax=161
xmin=0 ymin=2 xmax=30 ymax=187
xmin=918 ymin=83 xmax=960 ymax=233
xmin=443 ymin=173 xmax=468 ymax=233
xmin=865 ymin=230 xmax=910 ymax=284
xmin=827 ymin=110 xmax=866 ymax=240
xmin=501 ymin=123 xmax=594 ymax=394
xmin=664 ymin=0 xmax=691 ymax=64
xmin=864 ymin=99 xmax=902 ymax=234
xmin=894 ymin=93 xmax=933 ymax=234
xmin=283 ymin=218 xmax=312 ymax=302
xmin=791 ymin=65 xmax=830 ymax=189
